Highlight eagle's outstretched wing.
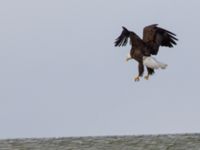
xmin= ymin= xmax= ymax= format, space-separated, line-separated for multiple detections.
xmin=115 ymin=26 xmax=144 ymax=47
xmin=143 ymin=24 xmax=178 ymax=55
xmin=115 ymin=27 xmax=130 ymax=47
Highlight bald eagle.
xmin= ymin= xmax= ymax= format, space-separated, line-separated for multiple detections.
xmin=115 ymin=24 xmax=178 ymax=81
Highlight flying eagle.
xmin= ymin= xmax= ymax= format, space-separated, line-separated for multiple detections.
xmin=115 ymin=24 xmax=178 ymax=81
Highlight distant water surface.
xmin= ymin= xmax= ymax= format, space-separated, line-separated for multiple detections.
xmin=0 ymin=134 xmax=200 ymax=150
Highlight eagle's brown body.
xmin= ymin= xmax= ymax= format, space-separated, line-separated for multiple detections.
xmin=115 ymin=24 xmax=178 ymax=81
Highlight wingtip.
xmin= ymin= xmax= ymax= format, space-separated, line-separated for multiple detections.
xmin=122 ymin=26 xmax=129 ymax=33
xmin=122 ymin=26 xmax=127 ymax=30
xmin=150 ymin=24 xmax=158 ymax=27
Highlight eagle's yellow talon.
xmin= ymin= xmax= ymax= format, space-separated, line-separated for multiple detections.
xmin=134 ymin=76 xmax=140 ymax=82
xmin=144 ymin=75 xmax=149 ymax=80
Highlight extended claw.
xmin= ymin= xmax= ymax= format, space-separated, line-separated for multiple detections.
xmin=134 ymin=76 xmax=140 ymax=82
xmin=126 ymin=57 xmax=132 ymax=62
xmin=144 ymin=75 xmax=149 ymax=80
xmin=126 ymin=53 xmax=132 ymax=62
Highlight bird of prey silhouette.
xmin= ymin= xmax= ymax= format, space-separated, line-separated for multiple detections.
xmin=115 ymin=24 xmax=178 ymax=81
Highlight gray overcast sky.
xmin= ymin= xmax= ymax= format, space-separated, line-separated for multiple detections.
xmin=0 ymin=0 xmax=200 ymax=139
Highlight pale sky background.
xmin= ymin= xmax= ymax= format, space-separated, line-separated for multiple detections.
xmin=0 ymin=0 xmax=200 ymax=139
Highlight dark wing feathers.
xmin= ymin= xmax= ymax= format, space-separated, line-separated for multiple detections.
xmin=115 ymin=26 xmax=144 ymax=48
xmin=115 ymin=33 xmax=128 ymax=46
xmin=143 ymin=24 xmax=178 ymax=55
xmin=115 ymin=27 xmax=130 ymax=47
xmin=156 ymin=27 xmax=178 ymax=47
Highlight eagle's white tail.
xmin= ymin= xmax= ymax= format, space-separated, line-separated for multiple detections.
xmin=143 ymin=56 xmax=168 ymax=70
xmin=158 ymin=61 xmax=168 ymax=69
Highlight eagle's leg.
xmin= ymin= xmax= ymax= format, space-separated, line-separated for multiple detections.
xmin=134 ymin=63 xmax=144 ymax=82
xmin=144 ymin=67 xmax=155 ymax=80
